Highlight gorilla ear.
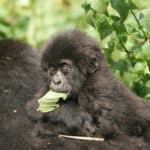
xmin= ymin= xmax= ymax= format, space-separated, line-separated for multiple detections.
xmin=87 ymin=56 xmax=99 ymax=73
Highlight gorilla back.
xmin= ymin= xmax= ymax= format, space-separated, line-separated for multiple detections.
xmin=0 ymin=40 xmax=42 ymax=150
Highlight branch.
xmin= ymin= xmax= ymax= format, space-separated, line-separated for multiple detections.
xmin=116 ymin=33 xmax=135 ymax=66
xmin=130 ymin=9 xmax=148 ymax=41
xmin=58 ymin=135 xmax=104 ymax=142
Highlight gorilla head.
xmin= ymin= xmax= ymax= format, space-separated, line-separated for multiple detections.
xmin=41 ymin=30 xmax=102 ymax=95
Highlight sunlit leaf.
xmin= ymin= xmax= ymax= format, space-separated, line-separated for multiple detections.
xmin=96 ymin=15 xmax=113 ymax=39
xmin=110 ymin=0 xmax=129 ymax=21
xmin=112 ymin=21 xmax=128 ymax=42
xmin=82 ymin=2 xmax=91 ymax=13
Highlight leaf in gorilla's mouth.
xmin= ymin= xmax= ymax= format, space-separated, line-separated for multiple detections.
xmin=38 ymin=90 xmax=68 ymax=113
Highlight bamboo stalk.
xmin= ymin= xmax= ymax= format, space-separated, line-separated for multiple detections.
xmin=58 ymin=135 xmax=104 ymax=142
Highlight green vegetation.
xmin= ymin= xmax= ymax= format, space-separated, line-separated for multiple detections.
xmin=0 ymin=0 xmax=149 ymax=100
xmin=38 ymin=90 xmax=68 ymax=112
xmin=82 ymin=0 xmax=150 ymax=100
xmin=0 ymin=0 xmax=88 ymax=46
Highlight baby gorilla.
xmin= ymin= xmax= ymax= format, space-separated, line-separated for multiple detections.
xmin=32 ymin=30 xmax=150 ymax=149
xmin=40 ymin=30 xmax=102 ymax=136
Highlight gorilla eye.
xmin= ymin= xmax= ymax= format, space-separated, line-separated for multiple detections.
xmin=61 ymin=64 xmax=70 ymax=74
xmin=48 ymin=66 xmax=56 ymax=75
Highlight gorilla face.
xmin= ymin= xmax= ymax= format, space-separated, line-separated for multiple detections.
xmin=44 ymin=58 xmax=86 ymax=94
xmin=41 ymin=30 xmax=100 ymax=95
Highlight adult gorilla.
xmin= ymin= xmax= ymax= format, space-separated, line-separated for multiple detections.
xmin=35 ymin=30 xmax=150 ymax=149
xmin=0 ymin=40 xmax=46 ymax=150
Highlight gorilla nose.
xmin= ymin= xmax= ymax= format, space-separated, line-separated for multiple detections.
xmin=53 ymin=79 xmax=61 ymax=85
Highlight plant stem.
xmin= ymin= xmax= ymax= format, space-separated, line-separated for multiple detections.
xmin=130 ymin=9 xmax=148 ymax=41
xmin=117 ymin=37 xmax=135 ymax=66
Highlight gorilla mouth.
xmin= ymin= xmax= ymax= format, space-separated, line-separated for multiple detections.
xmin=50 ymin=83 xmax=72 ymax=94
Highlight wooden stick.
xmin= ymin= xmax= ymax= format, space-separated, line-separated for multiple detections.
xmin=58 ymin=135 xmax=104 ymax=142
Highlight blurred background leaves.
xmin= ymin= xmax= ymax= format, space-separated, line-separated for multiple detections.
xmin=0 ymin=0 xmax=91 ymax=46
xmin=0 ymin=0 xmax=149 ymax=100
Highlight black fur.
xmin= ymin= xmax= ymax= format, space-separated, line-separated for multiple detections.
xmin=37 ymin=30 xmax=150 ymax=149
xmin=0 ymin=40 xmax=47 ymax=150
xmin=0 ymin=39 xmax=121 ymax=150
xmin=0 ymin=40 xmax=120 ymax=150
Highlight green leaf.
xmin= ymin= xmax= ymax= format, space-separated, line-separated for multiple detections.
xmin=90 ymin=0 xmax=109 ymax=13
xmin=38 ymin=90 xmax=68 ymax=113
xmin=139 ymin=12 xmax=144 ymax=20
xmin=141 ymin=8 xmax=150 ymax=35
xmin=110 ymin=0 xmax=129 ymax=21
xmin=113 ymin=59 xmax=128 ymax=75
xmin=81 ymin=2 xmax=91 ymax=13
xmin=134 ymin=62 xmax=150 ymax=75
xmin=0 ymin=31 xmax=7 ymax=38
xmin=129 ymin=1 xmax=138 ymax=10
xmin=96 ymin=16 xmax=113 ymax=39
xmin=145 ymin=94 xmax=150 ymax=100
xmin=108 ymin=40 xmax=115 ymax=50
xmin=112 ymin=21 xmax=128 ymax=42
xmin=132 ymin=81 xmax=148 ymax=97
xmin=121 ymin=71 xmax=137 ymax=87
xmin=86 ymin=11 xmax=96 ymax=28
xmin=141 ymin=41 xmax=150 ymax=60
xmin=131 ymin=0 xmax=150 ymax=9
xmin=0 ymin=17 xmax=10 ymax=26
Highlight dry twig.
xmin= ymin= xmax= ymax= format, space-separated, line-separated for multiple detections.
xmin=58 ymin=135 xmax=104 ymax=142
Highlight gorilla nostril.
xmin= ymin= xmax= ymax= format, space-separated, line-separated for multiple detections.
xmin=56 ymin=80 xmax=61 ymax=85
xmin=53 ymin=79 xmax=61 ymax=85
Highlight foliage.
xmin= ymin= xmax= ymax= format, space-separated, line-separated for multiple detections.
xmin=0 ymin=0 xmax=149 ymax=100
xmin=0 ymin=0 xmax=88 ymax=47
xmin=82 ymin=0 xmax=150 ymax=100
